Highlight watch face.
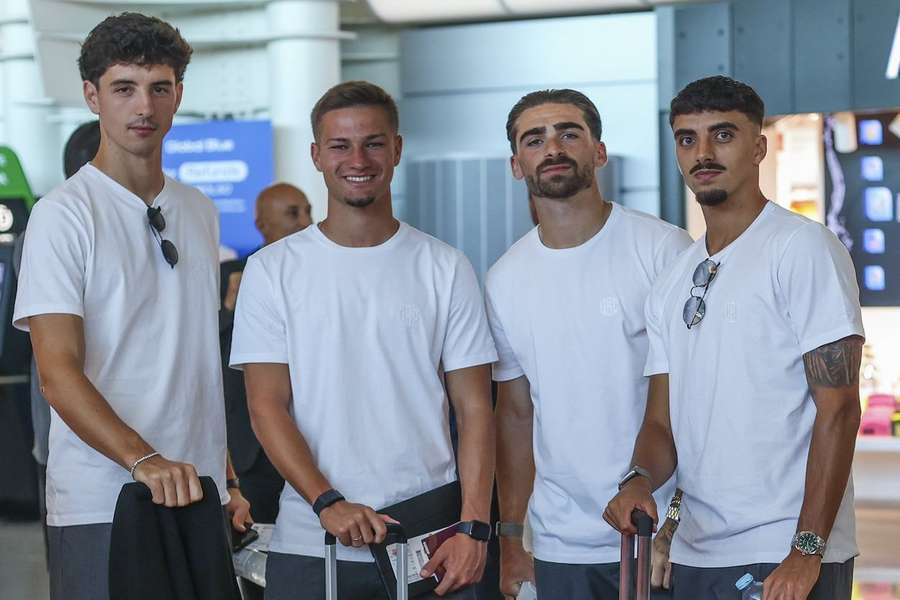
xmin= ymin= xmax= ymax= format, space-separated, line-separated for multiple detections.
xmin=795 ymin=532 xmax=824 ymax=555
xmin=460 ymin=521 xmax=491 ymax=541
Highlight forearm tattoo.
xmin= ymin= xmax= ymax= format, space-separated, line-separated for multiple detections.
xmin=802 ymin=336 xmax=863 ymax=387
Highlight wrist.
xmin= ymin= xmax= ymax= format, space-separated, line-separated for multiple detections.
xmin=312 ymin=489 xmax=345 ymax=517
xmin=789 ymin=547 xmax=823 ymax=563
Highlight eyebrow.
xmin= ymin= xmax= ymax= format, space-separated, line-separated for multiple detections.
xmin=325 ymin=133 xmax=387 ymax=144
xmin=518 ymin=121 xmax=586 ymax=144
xmin=674 ymin=121 xmax=740 ymax=138
xmin=109 ymin=79 xmax=173 ymax=87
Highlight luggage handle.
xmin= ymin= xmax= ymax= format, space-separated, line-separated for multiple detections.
xmin=619 ymin=509 xmax=653 ymax=600
xmin=324 ymin=523 xmax=409 ymax=600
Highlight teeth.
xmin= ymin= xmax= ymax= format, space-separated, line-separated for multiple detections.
xmin=345 ymin=176 xmax=373 ymax=183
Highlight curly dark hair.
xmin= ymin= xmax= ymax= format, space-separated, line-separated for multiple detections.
xmin=78 ymin=12 xmax=193 ymax=86
xmin=506 ymin=89 xmax=603 ymax=154
xmin=310 ymin=81 xmax=399 ymax=141
xmin=669 ymin=76 xmax=765 ymax=127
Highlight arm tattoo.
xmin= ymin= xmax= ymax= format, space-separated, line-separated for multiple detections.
xmin=802 ymin=336 xmax=863 ymax=387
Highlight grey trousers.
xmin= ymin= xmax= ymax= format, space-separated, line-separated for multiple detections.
xmin=48 ymin=522 xmax=113 ymax=600
xmin=264 ymin=551 xmax=479 ymax=600
xmin=534 ymin=559 xmax=674 ymax=600
xmin=671 ymin=559 xmax=854 ymax=600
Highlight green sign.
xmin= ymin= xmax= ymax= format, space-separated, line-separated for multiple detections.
xmin=0 ymin=146 xmax=35 ymax=210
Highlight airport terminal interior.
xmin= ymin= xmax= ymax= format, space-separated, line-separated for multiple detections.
xmin=1 ymin=0 xmax=900 ymax=598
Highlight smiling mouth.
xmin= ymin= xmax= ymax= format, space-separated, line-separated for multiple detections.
xmin=344 ymin=175 xmax=375 ymax=183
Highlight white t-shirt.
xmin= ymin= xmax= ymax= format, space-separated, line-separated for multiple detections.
xmin=485 ymin=203 xmax=693 ymax=564
xmin=645 ymin=201 xmax=864 ymax=567
xmin=229 ymin=222 xmax=498 ymax=561
xmin=13 ymin=164 xmax=229 ymax=526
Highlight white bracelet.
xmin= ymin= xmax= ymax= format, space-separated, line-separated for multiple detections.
xmin=129 ymin=451 xmax=160 ymax=479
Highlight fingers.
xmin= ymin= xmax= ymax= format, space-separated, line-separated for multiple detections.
xmin=133 ymin=457 xmax=203 ymax=508
xmin=663 ymin=561 xmax=672 ymax=590
xmin=429 ymin=537 xmax=486 ymax=596
xmin=421 ymin=544 xmax=447 ymax=579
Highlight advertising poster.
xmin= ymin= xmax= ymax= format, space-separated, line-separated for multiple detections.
xmin=163 ymin=120 xmax=273 ymax=258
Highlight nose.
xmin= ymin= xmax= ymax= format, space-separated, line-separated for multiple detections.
xmin=695 ymin=134 xmax=714 ymax=165
xmin=135 ymin=89 xmax=154 ymax=118
xmin=348 ymin=144 xmax=370 ymax=169
xmin=543 ymin=135 xmax=565 ymax=158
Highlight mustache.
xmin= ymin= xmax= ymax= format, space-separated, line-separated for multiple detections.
xmin=690 ymin=162 xmax=726 ymax=175
xmin=128 ymin=120 xmax=158 ymax=130
xmin=538 ymin=156 xmax=577 ymax=173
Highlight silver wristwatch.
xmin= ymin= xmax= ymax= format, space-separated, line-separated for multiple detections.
xmin=792 ymin=531 xmax=826 ymax=557
xmin=618 ymin=465 xmax=651 ymax=490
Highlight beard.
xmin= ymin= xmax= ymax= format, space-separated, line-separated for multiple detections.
xmin=524 ymin=159 xmax=594 ymax=200
xmin=343 ymin=196 xmax=375 ymax=208
xmin=695 ymin=189 xmax=728 ymax=206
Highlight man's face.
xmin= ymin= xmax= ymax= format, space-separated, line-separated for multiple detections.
xmin=310 ymin=106 xmax=401 ymax=209
xmin=510 ymin=103 xmax=606 ymax=200
xmin=671 ymin=110 xmax=767 ymax=206
xmin=255 ymin=189 xmax=313 ymax=245
xmin=83 ymin=63 xmax=182 ymax=159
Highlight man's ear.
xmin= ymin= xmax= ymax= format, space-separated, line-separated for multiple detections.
xmin=83 ymin=80 xmax=101 ymax=116
xmin=310 ymin=142 xmax=323 ymax=173
xmin=510 ymin=154 xmax=524 ymax=180
xmin=393 ymin=134 xmax=403 ymax=166
xmin=753 ymin=133 xmax=768 ymax=166
xmin=594 ymin=140 xmax=608 ymax=169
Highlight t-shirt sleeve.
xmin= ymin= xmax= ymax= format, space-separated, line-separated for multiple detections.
xmin=777 ymin=223 xmax=865 ymax=355
xmin=652 ymin=227 xmax=694 ymax=277
xmin=441 ymin=254 xmax=499 ymax=373
xmin=13 ymin=200 xmax=88 ymax=332
xmin=484 ymin=279 xmax=524 ymax=382
xmin=229 ymin=256 xmax=289 ymax=369
xmin=643 ymin=284 xmax=670 ymax=376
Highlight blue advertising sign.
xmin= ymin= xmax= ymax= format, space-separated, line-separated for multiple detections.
xmin=162 ymin=120 xmax=273 ymax=258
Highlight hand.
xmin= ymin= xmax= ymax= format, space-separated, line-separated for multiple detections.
xmin=225 ymin=487 xmax=254 ymax=532
xmin=762 ymin=550 xmax=821 ymax=600
xmin=650 ymin=523 xmax=674 ymax=590
xmin=602 ymin=478 xmax=658 ymax=535
xmin=132 ymin=454 xmax=204 ymax=507
xmin=319 ymin=501 xmax=394 ymax=548
xmin=420 ymin=533 xmax=487 ymax=596
xmin=223 ymin=271 xmax=242 ymax=311
xmin=499 ymin=538 xmax=534 ymax=599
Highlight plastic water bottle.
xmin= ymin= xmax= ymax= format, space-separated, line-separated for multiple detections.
xmin=517 ymin=581 xmax=537 ymax=600
xmin=735 ymin=573 xmax=763 ymax=600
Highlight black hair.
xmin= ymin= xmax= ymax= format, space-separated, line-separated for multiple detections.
xmin=669 ymin=76 xmax=765 ymax=127
xmin=78 ymin=12 xmax=193 ymax=86
xmin=311 ymin=81 xmax=399 ymax=141
xmin=506 ymin=89 xmax=603 ymax=153
xmin=63 ymin=121 xmax=101 ymax=178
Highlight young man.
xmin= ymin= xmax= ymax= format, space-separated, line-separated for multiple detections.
xmin=605 ymin=76 xmax=863 ymax=600
xmin=13 ymin=13 xmax=248 ymax=600
xmin=488 ymin=89 xmax=692 ymax=599
xmin=230 ymin=81 xmax=497 ymax=599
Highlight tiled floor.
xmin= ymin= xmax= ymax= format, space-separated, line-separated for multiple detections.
xmin=2 ymin=506 xmax=900 ymax=599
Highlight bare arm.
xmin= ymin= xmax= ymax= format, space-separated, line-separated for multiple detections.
xmin=495 ymin=375 xmax=536 ymax=598
xmin=762 ymin=335 xmax=863 ymax=600
xmin=603 ymin=373 xmax=677 ymax=533
xmin=243 ymin=362 xmax=389 ymax=547
xmin=420 ymin=364 xmax=495 ymax=595
xmin=797 ymin=334 xmax=862 ymax=538
xmin=30 ymin=313 xmax=202 ymax=506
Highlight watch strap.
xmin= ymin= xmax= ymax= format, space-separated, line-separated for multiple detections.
xmin=494 ymin=522 xmax=524 ymax=538
xmin=618 ymin=465 xmax=651 ymax=490
xmin=457 ymin=520 xmax=491 ymax=542
xmin=312 ymin=489 xmax=345 ymax=517
xmin=226 ymin=478 xmax=241 ymax=490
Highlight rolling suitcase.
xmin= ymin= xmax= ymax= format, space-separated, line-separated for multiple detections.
xmin=325 ymin=523 xmax=409 ymax=600
xmin=619 ymin=509 xmax=654 ymax=600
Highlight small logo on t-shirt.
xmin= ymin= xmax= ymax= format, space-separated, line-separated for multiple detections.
xmin=725 ymin=301 xmax=738 ymax=323
xmin=399 ymin=304 xmax=421 ymax=328
xmin=599 ymin=297 xmax=620 ymax=317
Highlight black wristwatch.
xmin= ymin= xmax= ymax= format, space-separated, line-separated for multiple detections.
xmin=226 ymin=478 xmax=240 ymax=490
xmin=456 ymin=520 xmax=491 ymax=542
xmin=312 ymin=489 xmax=345 ymax=517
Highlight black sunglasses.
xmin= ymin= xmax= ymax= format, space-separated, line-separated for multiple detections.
xmin=147 ymin=206 xmax=178 ymax=268
xmin=682 ymin=259 xmax=719 ymax=329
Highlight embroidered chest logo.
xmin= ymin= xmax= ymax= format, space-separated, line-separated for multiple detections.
xmin=399 ymin=304 xmax=421 ymax=328
xmin=599 ymin=296 xmax=620 ymax=317
xmin=724 ymin=301 xmax=738 ymax=323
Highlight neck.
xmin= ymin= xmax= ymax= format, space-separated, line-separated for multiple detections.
xmin=701 ymin=186 xmax=768 ymax=255
xmin=91 ymin=142 xmax=165 ymax=206
xmin=318 ymin=193 xmax=399 ymax=247
xmin=534 ymin=186 xmax=611 ymax=249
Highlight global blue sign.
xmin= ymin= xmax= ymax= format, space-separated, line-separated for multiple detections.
xmin=162 ymin=120 xmax=273 ymax=258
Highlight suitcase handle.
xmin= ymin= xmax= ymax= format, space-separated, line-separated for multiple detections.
xmin=324 ymin=523 xmax=409 ymax=600
xmin=619 ymin=509 xmax=653 ymax=600
xmin=323 ymin=522 xmax=407 ymax=546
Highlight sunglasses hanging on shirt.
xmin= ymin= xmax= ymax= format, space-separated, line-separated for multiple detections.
xmin=147 ymin=206 xmax=179 ymax=268
xmin=682 ymin=258 xmax=719 ymax=329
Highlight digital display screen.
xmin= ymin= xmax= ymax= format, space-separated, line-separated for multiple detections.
xmin=825 ymin=110 xmax=900 ymax=306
